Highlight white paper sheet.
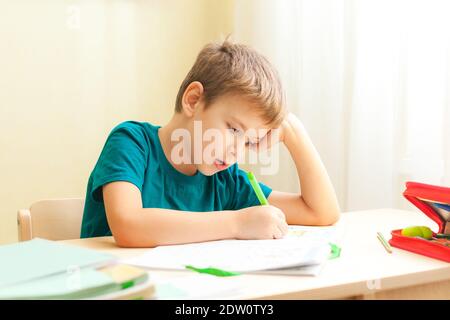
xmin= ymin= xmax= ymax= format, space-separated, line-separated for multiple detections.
xmin=123 ymin=226 xmax=337 ymax=273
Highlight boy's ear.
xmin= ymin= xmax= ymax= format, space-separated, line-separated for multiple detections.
xmin=181 ymin=81 xmax=204 ymax=117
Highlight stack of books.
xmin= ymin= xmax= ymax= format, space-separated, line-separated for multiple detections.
xmin=0 ymin=238 xmax=154 ymax=300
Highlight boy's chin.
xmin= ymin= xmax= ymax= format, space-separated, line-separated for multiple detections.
xmin=197 ymin=164 xmax=224 ymax=176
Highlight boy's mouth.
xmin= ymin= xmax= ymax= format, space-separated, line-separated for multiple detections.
xmin=214 ymin=159 xmax=228 ymax=171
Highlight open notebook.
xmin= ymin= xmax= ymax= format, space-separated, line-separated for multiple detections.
xmin=123 ymin=225 xmax=339 ymax=276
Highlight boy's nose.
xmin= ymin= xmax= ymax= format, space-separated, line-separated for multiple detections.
xmin=226 ymin=142 xmax=244 ymax=163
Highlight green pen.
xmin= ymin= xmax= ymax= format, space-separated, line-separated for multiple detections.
xmin=247 ymin=171 xmax=269 ymax=205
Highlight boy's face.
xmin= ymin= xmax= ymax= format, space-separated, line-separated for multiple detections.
xmin=191 ymin=94 xmax=272 ymax=176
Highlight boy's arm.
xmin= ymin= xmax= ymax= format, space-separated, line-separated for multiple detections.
xmin=267 ymin=113 xmax=341 ymax=226
xmin=103 ymin=181 xmax=288 ymax=247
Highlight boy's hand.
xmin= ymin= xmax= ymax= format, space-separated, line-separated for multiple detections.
xmin=233 ymin=205 xmax=289 ymax=240
xmin=254 ymin=112 xmax=301 ymax=152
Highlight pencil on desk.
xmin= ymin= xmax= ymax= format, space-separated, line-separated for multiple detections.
xmin=377 ymin=232 xmax=393 ymax=254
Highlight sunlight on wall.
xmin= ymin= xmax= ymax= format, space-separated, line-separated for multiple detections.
xmin=0 ymin=0 xmax=234 ymax=244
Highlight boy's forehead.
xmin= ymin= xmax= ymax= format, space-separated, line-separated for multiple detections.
xmin=214 ymin=93 xmax=255 ymax=111
xmin=228 ymin=114 xmax=267 ymax=131
xmin=220 ymin=96 xmax=271 ymax=128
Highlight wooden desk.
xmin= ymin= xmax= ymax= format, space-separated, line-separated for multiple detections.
xmin=62 ymin=209 xmax=450 ymax=299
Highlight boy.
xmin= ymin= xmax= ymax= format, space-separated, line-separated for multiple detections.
xmin=80 ymin=40 xmax=340 ymax=247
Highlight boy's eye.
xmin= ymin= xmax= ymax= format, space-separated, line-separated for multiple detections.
xmin=227 ymin=125 xmax=241 ymax=135
xmin=245 ymin=141 xmax=258 ymax=147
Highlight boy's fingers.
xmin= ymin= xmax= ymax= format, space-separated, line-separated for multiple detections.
xmin=276 ymin=224 xmax=288 ymax=239
xmin=257 ymin=131 xmax=271 ymax=151
xmin=261 ymin=128 xmax=281 ymax=151
xmin=275 ymin=210 xmax=286 ymax=221
xmin=273 ymin=214 xmax=288 ymax=234
xmin=255 ymin=129 xmax=276 ymax=153
xmin=280 ymin=222 xmax=289 ymax=236
xmin=277 ymin=220 xmax=287 ymax=233
xmin=278 ymin=221 xmax=289 ymax=235
xmin=273 ymin=227 xmax=283 ymax=239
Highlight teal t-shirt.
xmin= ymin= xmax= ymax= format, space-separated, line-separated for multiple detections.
xmin=80 ymin=121 xmax=272 ymax=238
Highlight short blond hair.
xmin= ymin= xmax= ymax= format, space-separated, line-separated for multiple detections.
xmin=175 ymin=39 xmax=286 ymax=127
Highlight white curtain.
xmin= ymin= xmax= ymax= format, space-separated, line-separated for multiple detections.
xmin=234 ymin=0 xmax=450 ymax=212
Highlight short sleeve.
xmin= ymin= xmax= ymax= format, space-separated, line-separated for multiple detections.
xmin=227 ymin=164 xmax=272 ymax=210
xmin=91 ymin=122 xmax=149 ymax=202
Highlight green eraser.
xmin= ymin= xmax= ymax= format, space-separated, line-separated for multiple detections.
xmin=401 ymin=226 xmax=433 ymax=240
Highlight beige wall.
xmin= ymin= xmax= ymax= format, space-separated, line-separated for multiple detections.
xmin=0 ymin=0 xmax=235 ymax=244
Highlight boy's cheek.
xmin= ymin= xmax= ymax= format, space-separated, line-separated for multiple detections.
xmin=201 ymin=142 xmax=226 ymax=163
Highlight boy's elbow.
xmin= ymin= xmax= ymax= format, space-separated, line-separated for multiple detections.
xmin=314 ymin=209 xmax=341 ymax=226
xmin=110 ymin=216 xmax=159 ymax=248
xmin=113 ymin=233 xmax=139 ymax=248
xmin=113 ymin=231 xmax=159 ymax=248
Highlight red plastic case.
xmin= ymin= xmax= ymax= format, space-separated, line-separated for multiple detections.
xmin=389 ymin=181 xmax=450 ymax=263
